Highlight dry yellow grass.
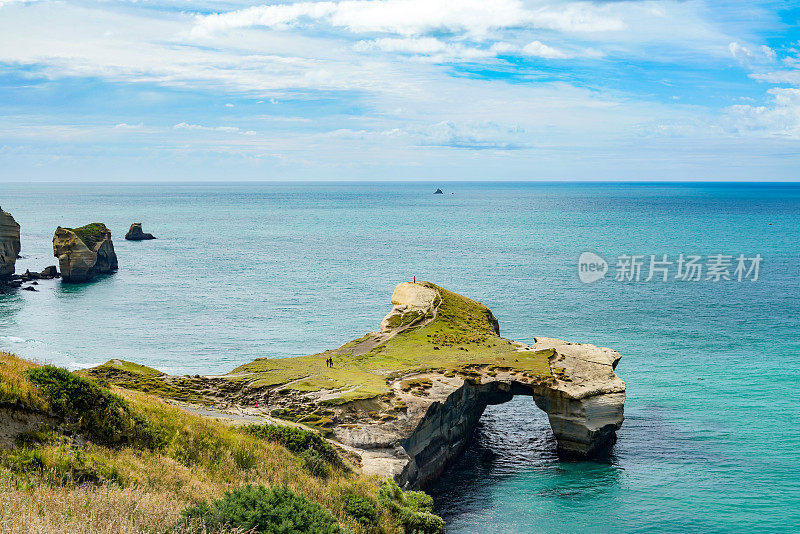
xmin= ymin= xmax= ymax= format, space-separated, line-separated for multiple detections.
xmin=0 ymin=352 xmax=47 ymax=411
xmin=0 ymin=480 xmax=217 ymax=534
xmin=0 ymin=353 xmax=406 ymax=533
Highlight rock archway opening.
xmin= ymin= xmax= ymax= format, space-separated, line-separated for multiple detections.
xmin=475 ymin=394 xmax=559 ymax=466
xmin=399 ymin=377 xmax=624 ymax=489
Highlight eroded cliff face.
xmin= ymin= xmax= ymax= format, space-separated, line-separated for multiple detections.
xmin=316 ymin=284 xmax=625 ymax=489
xmin=53 ymin=224 xmax=118 ymax=282
xmin=0 ymin=208 xmax=21 ymax=280
xmin=87 ymin=281 xmax=626 ymax=490
xmin=334 ymin=339 xmax=625 ymax=489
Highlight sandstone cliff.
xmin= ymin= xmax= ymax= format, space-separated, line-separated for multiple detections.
xmin=89 ymin=282 xmax=626 ymax=490
xmin=0 ymin=207 xmax=21 ymax=280
xmin=53 ymin=223 xmax=118 ymax=282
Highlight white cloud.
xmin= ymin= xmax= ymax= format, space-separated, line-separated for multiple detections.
xmin=2 ymin=0 xmax=794 ymax=181
xmin=522 ymin=40 xmax=571 ymax=59
xmin=113 ymin=122 xmax=144 ymax=130
xmin=729 ymin=41 xmax=778 ymax=64
xmin=356 ymin=37 xmax=575 ymax=62
xmin=751 ymin=69 xmax=800 ymax=86
xmin=174 ymin=122 xmax=256 ymax=135
xmin=194 ymin=0 xmax=626 ymax=38
xmin=418 ymin=120 xmax=529 ymax=150
xmin=729 ymin=41 xmax=752 ymax=59
xmin=726 ymin=88 xmax=800 ymax=138
xmin=0 ymin=0 xmax=37 ymax=7
xmin=355 ymin=37 xmax=497 ymax=62
xmin=761 ymin=45 xmax=776 ymax=61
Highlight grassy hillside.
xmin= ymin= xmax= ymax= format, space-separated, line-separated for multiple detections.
xmin=0 ymin=352 xmax=443 ymax=534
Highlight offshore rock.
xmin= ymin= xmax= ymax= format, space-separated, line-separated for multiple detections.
xmin=0 ymin=207 xmax=21 ymax=280
xmin=40 ymin=266 xmax=58 ymax=279
xmin=53 ymin=223 xmax=118 ymax=283
xmin=125 ymin=223 xmax=156 ymax=241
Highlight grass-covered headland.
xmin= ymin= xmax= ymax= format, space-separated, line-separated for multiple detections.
xmin=0 ymin=352 xmax=444 ymax=533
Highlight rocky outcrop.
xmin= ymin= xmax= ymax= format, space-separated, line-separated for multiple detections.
xmin=90 ymin=281 xmax=626 ymax=491
xmin=40 ymin=266 xmax=58 ymax=279
xmin=0 ymin=207 xmax=21 ymax=280
xmin=125 ymin=223 xmax=156 ymax=241
xmin=531 ymin=337 xmax=625 ymax=458
xmin=335 ymin=286 xmax=624 ymax=488
xmin=334 ymin=339 xmax=625 ymax=488
xmin=53 ymin=224 xmax=118 ymax=283
xmin=380 ymin=282 xmax=441 ymax=332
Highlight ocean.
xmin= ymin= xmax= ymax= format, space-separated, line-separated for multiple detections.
xmin=1 ymin=182 xmax=798 ymax=533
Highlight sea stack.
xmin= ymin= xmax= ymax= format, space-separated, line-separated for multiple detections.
xmin=53 ymin=223 xmax=118 ymax=283
xmin=0 ymin=207 xmax=21 ymax=280
xmin=125 ymin=223 xmax=156 ymax=241
xmin=434 ymin=188 xmax=444 ymax=194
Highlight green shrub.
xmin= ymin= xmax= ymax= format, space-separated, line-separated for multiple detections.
xmin=404 ymin=491 xmax=434 ymax=513
xmin=378 ymin=481 xmax=444 ymax=534
xmin=242 ymin=424 xmax=345 ymax=472
xmin=26 ymin=366 xmax=165 ymax=450
xmin=3 ymin=447 xmax=45 ymax=474
xmin=342 ymin=493 xmax=377 ymax=525
xmin=398 ymin=509 xmax=446 ymax=534
xmin=300 ymin=449 xmax=330 ymax=478
xmin=183 ymin=485 xmax=341 ymax=533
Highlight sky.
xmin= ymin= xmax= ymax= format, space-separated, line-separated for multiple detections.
xmin=1 ymin=0 xmax=800 ymax=182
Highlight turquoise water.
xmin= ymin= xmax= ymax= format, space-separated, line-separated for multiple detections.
xmin=1 ymin=182 xmax=799 ymax=532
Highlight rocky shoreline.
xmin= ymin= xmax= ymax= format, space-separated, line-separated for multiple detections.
xmin=85 ymin=282 xmax=626 ymax=490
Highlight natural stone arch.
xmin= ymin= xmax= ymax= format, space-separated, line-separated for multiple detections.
xmin=394 ymin=351 xmax=625 ymax=489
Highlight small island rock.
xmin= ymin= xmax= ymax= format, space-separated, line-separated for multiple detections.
xmin=53 ymin=223 xmax=118 ymax=283
xmin=0 ymin=207 xmax=21 ymax=280
xmin=40 ymin=266 xmax=58 ymax=279
xmin=433 ymin=188 xmax=443 ymax=194
xmin=125 ymin=223 xmax=156 ymax=241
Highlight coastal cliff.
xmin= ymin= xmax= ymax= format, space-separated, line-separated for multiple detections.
xmin=87 ymin=282 xmax=626 ymax=490
xmin=53 ymin=223 xmax=118 ymax=282
xmin=0 ymin=207 xmax=21 ymax=280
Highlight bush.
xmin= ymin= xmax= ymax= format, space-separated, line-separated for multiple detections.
xmin=26 ymin=366 xmax=165 ymax=450
xmin=378 ymin=481 xmax=444 ymax=534
xmin=242 ymin=424 xmax=345 ymax=473
xmin=342 ymin=493 xmax=377 ymax=525
xmin=3 ymin=447 xmax=45 ymax=474
xmin=300 ymin=449 xmax=330 ymax=478
xmin=404 ymin=491 xmax=434 ymax=513
xmin=183 ymin=485 xmax=341 ymax=533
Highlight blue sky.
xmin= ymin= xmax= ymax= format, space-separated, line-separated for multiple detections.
xmin=1 ymin=0 xmax=799 ymax=181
